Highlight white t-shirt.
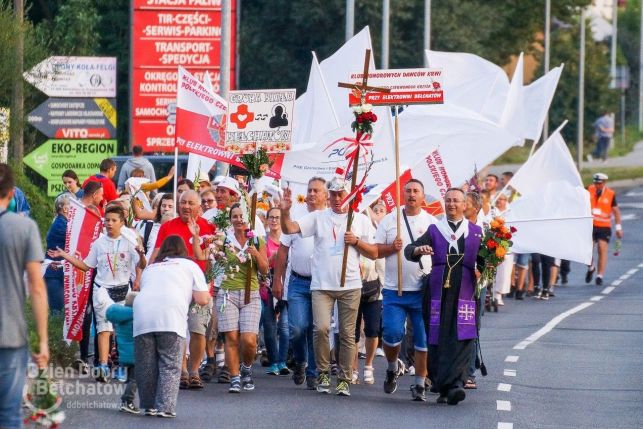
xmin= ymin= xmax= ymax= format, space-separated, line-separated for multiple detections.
xmin=84 ymin=234 xmax=140 ymax=287
xmin=133 ymin=257 xmax=209 ymax=337
xmin=375 ymin=208 xmax=435 ymax=292
xmin=298 ymin=208 xmax=373 ymax=291
xmin=280 ymin=233 xmax=314 ymax=277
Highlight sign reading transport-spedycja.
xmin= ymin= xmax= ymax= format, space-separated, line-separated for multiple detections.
xmin=23 ymin=140 xmax=117 ymax=196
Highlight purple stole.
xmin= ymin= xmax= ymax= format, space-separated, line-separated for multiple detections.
xmin=427 ymin=222 xmax=482 ymax=345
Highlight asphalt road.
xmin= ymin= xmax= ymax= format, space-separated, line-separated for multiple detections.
xmin=58 ymin=185 xmax=643 ymax=429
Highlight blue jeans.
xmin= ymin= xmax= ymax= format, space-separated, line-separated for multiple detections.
xmin=287 ymin=275 xmax=316 ymax=377
xmin=262 ymin=292 xmax=290 ymax=365
xmin=45 ymin=273 xmax=64 ymax=312
xmin=0 ymin=347 xmax=28 ymax=429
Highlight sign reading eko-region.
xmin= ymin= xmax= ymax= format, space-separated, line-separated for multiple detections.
xmin=23 ymin=140 xmax=117 ymax=196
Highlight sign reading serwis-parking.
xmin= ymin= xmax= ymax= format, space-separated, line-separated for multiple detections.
xmin=23 ymin=57 xmax=117 ymax=98
xmin=23 ymin=140 xmax=117 ymax=196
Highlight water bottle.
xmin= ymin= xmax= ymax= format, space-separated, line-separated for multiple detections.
xmin=613 ymin=239 xmax=622 ymax=256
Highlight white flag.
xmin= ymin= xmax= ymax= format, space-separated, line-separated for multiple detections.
xmin=505 ymin=128 xmax=592 ymax=264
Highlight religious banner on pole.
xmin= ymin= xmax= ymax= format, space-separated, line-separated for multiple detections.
xmin=225 ymin=89 xmax=296 ymax=154
xmin=63 ymin=199 xmax=102 ymax=341
xmin=347 ymin=68 xmax=444 ymax=106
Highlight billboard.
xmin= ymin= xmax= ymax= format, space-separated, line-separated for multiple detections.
xmin=131 ymin=0 xmax=236 ymax=152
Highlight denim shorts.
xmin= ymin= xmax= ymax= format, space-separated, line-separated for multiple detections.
xmin=514 ymin=253 xmax=530 ymax=268
xmin=381 ymin=289 xmax=427 ymax=351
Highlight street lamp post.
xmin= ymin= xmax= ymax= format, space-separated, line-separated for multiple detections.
xmin=382 ymin=0 xmax=390 ymax=68
xmin=578 ymin=8 xmax=586 ymax=170
xmin=424 ymin=0 xmax=431 ymax=67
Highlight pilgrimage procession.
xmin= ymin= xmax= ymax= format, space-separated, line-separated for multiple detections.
xmin=1 ymin=1 xmax=642 ymax=428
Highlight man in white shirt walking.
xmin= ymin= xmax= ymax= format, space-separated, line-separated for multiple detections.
xmin=273 ymin=177 xmax=327 ymax=390
xmin=280 ymin=177 xmax=377 ymax=397
xmin=376 ymin=179 xmax=436 ymax=402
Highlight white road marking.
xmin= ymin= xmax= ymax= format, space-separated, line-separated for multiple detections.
xmin=639 ymin=263 xmax=643 ymax=268
xmin=504 ymin=369 xmax=517 ymax=377
xmin=498 ymin=383 xmax=512 ymax=392
xmin=505 ymin=355 xmax=519 ymax=363
xmin=601 ymin=286 xmax=615 ymax=294
xmin=625 ymin=191 xmax=643 ymax=197
xmin=619 ymin=274 xmax=630 ymax=280
xmin=611 ymin=279 xmax=622 ymax=286
xmin=513 ymin=302 xmax=594 ymax=350
xmin=498 ymin=423 xmax=514 ymax=429
xmin=619 ymin=202 xmax=643 ymax=209
xmin=626 ymin=268 xmax=638 ymax=275
xmin=590 ymin=296 xmax=605 ymax=302
xmin=620 ymin=213 xmax=637 ymax=221
xmin=497 ymin=400 xmax=512 ymax=411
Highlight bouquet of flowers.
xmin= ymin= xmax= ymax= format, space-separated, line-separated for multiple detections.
xmin=209 ymin=204 xmax=231 ymax=231
xmin=476 ymin=217 xmax=516 ymax=298
xmin=23 ymin=370 xmax=65 ymax=428
xmin=351 ymin=103 xmax=377 ymax=135
xmin=240 ymin=148 xmax=273 ymax=179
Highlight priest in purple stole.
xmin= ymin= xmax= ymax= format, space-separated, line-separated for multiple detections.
xmin=405 ymin=188 xmax=484 ymax=405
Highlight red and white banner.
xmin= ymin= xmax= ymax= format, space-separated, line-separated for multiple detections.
xmin=347 ymin=68 xmax=444 ymax=106
xmin=63 ymin=199 xmax=102 ymax=341
xmin=410 ymin=149 xmax=453 ymax=200
xmin=175 ymin=67 xmax=243 ymax=165
xmin=379 ymin=169 xmax=444 ymax=216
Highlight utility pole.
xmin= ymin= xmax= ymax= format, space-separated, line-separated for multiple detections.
xmin=10 ymin=0 xmax=24 ymax=165
xmin=217 ymin=0 xmax=232 ymax=177
xmin=423 ymin=0 xmax=431 ymax=67
xmin=639 ymin=0 xmax=643 ymax=131
xmin=578 ymin=8 xmax=586 ymax=170
xmin=382 ymin=0 xmax=390 ymax=68
xmin=543 ymin=0 xmax=551 ymax=141
xmin=346 ymin=0 xmax=354 ymax=42
xmin=611 ymin=0 xmax=618 ymax=88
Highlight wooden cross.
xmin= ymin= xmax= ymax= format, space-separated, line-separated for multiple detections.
xmin=336 ymin=49 xmax=390 ymax=288
xmin=338 ymin=49 xmax=390 ymax=104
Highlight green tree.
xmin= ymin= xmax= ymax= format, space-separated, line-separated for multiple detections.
xmin=617 ymin=0 xmax=641 ymax=125
xmin=34 ymin=0 xmax=100 ymax=56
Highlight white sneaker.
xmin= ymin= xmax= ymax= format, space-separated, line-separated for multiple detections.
xmin=351 ymin=370 xmax=359 ymax=384
xmin=363 ymin=366 xmax=375 ymax=384
xmin=407 ymin=365 xmax=415 ymax=376
xmin=375 ymin=348 xmax=385 ymax=357
xmin=496 ymin=294 xmax=505 ymax=306
xmin=397 ymin=358 xmax=406 ymax=375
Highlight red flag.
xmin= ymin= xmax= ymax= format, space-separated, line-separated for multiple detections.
xmin=379 ymin=169 xmax=444 ymax=217
xmin=63 ymin=199 xmax=102 ymax=341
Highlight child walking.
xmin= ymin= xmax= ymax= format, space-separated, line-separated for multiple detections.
xmin=49 ymin=205 xmax=146 ymax=381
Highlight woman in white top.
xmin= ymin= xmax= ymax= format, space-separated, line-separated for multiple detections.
xmin=133 ymin=235 xmax=210 ymax=417
xmin=491 ymin=193 xmax=513 ymax=306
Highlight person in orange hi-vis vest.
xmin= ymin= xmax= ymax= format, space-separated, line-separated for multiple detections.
xmin=585 ymin=173 xmax=623 ymax=286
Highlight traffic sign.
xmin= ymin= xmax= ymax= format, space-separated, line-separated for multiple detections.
xmin=27 ymin=98 xmax=117 ymax=139
xmin=24 ymin=56 xmax=117 ymax=98
xmin=23 ymin=139 xmax=117 ymax=196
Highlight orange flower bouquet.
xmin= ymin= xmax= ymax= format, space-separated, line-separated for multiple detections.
xmin=477 ymin=217 xmax=516 ymax=298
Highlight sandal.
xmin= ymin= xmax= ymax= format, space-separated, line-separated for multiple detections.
xmin=179 ymin=373 xmax=189 ymax=390
xmin=464 ymin=378 xmax=477 ymax=389
xmin=217 ymin=367 xmax=231 ymax=384
xmin=199 ymin=363 xmax=216 ymax=382
xmin=188 ymin=375 xmax=204 ymax=389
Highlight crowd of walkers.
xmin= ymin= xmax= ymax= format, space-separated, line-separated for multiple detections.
xmin=0 ymin=144 xmax=623 ymax=423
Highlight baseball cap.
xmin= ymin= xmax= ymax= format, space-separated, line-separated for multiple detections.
xmin=327 ymin=176 xmax=350 ymax=193
xmin=217 ymin=176 xmax=241 ymax=196
xmin=592 ymin=173 xmax=608 ymax=183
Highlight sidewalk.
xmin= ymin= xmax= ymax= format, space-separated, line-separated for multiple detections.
xmin=491 ymin=141 xmax=643 ymax=174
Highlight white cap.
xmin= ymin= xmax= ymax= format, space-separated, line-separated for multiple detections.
xmin=197 ymin=171 xmax=211 ymax=183
xmin=217 ymin=176 xmax=241 ymax=196
xmin=593 ymin=172 xmax=609 ymax=182
xmin=213 ymin=175 xmax=227 ymax=186
xmin=327 ymin=176 xmax=350 ymax=193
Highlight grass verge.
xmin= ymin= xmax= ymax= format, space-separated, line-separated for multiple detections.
xmin=580 ymin=166 xmax=643 ymax=186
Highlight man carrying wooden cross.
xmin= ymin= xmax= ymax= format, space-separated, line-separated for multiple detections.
xmin=280 ymin=176 xmax=377 ymax=397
